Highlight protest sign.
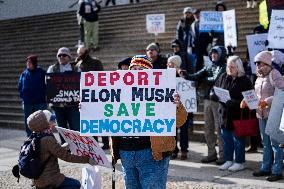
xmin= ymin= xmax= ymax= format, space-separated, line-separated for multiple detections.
xmin=267 ymin=0 xmax=284 ymax=19
xmin=56 ymin=127 xmax=112 ymax=168
xmin=279 ymin=108 xmax=284 ymax=132
xmin=223 ymin=9 xmax=237 ymax=47
xmin=242 ymin=90 xmax=259 ymax=110
xmin=267 ymin=10 xmax=284 ymax=49
xmin=213 ymin=87 xmax=231 ymax=103
xmin=246 ymin=33 xmax=268 ymax=74
xmin=80 ymin=69 xmax=176 ymax=136
xmin=46 ymin=72 xmax=80 ymax=106
xmin=199 ymin=11 xmax=223 ymax=33
xmin=82 ymin=166 xmax=102 ymax=189
xmin=176 ymin=77 xmax=197 ymax=113
xmin=146 ymin=14 xmax=165 ymax=34
xmin=265 ymin=88 xmax=284 ymax=144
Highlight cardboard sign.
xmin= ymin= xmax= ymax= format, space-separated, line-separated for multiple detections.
xmin=213 ymin=86 xmax=231 ymax=103
xmin=80 ymin=69 xmax=176 ymax=136
xmin=246 ymin=33 xmax=268 ymax=74
xmin=46 ymin=72 xmax=80 ymax=106
xmin=146 ymin=14 xmax=165 ymax=34
xmin=176 ymin=77 xmax=197 ymax=113
xmin=267 ymin=10 xmax=284 ymax=49
xmin=56 ymin=127 xmax=112 ymax=168
xmin=223 ymin=9 xmax=237 ymax=47
xmin=265 ymin=88 xmax=284 ymax=144
xmin=242 ymin=90 xmax=259 ymax=110
xmin=199 ymin=11 xmax=223 ymax=33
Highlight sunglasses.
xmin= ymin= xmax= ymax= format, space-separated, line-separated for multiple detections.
xmin=58 ymin=54 xmax=68 ymax=58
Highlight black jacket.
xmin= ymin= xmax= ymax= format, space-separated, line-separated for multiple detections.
xmin=79 ymin=0 xmax=101 ymax=22
xmin=152 ymin=55 xmax=167 ymax=69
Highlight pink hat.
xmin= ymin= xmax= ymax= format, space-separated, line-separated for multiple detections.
xmin=254 ymin=51 xmax=272 ymax=66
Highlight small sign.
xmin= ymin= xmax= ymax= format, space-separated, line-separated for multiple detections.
xmin=213 ymin=86 xmax=231 ymax=103
xmin=267 ymin=10 xmax=284 ymax=49
xmin=199 ymin=11 xmax=223 ymax=33
xmin=242 ymin=90 xmax=259 ymax=110
xmin=146 ymin=14 xmax=165 ymax=34
xmin=176 ymin=77 xmax=197 ymax=112
xmin=223 ymin=9 xmax=237 ymax=47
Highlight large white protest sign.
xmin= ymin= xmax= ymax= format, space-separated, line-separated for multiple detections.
xmin=223 ymin=9 xmax=237 ymax=47
xmin=176 ymin=77 xmax=197 ymax=112
xmin=213 ymin=87 xmax=231 ymax=103
xmin=279 ymin=108 xmax=284 ymax=132
xmin=56 ymin=127 xmax=112 ymax=168
xmin=199 ymin=11 xmax=223 ymax=33
xmin=246 ymin=33 xmax=268 ymax=74
xmin=242 ymin=90 xmax=259 ymax=110
xmin=265 ymin=88 xmax=284 ymax=144
xmin=80 ymin=69 xmax=176 ymax=136
xmin=82 ymin=166 xmax=102 ymax=189
xmin=146 ymin=14 xmax=165 ymax=34
xmin=268 ymin=10 xmax=284 ymax=49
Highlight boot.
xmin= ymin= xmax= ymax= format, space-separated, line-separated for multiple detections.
xmin=180 ymin=152 xmax=188 ymax=160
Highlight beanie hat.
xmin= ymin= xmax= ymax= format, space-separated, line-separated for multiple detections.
xmin=57 ymin=47 xmax=71 ymax=58
xmin=118 ymin=57 xmax=132 ymax=69
xmin=168 ymin=55 xmax=182 ymax=68
xmin=129 ymin=55 xmax=153 ymax=70
xmin=27 ymin=110 xmax=49 ymax=132
xmin=254 ymin=51 xmax=272 ymax=66
xmin=146 ymin=43 xmax=160 ymax=53
xmin=26 ymin=54 xmax=38 ymax=67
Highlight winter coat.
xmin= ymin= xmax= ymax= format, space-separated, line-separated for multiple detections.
xmin=255 ymin=69 xmax=284 ymax=119
xmin=79 ymin=0 xmax=101 ymax=22
xmin=183 ymin=46 xmax=227 ymax=99
xmin=176 ymin=18 xmax=195 ymax=50
xmin=152 ymin=55 xmax=167 ymax=69
xmin=110 ymin=104 xmax=188 ymax=162
xmin=75 ymin=54 xmax=103 ymax=72
xmin=215 ymin=73 xmax=253 ymax=130
xmin=18 ymin=67 xmax=46 ymax=105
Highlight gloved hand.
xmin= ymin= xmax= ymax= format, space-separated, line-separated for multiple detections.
xmin=89 ymin=158 xmax=98 ymax=166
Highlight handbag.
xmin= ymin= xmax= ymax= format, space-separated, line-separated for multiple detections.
xmin=233 ymin=110 xmax=259 ymax=137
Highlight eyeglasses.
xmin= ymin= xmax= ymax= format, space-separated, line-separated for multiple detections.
xmin=58 ymin=54 xmax=68 ymax=58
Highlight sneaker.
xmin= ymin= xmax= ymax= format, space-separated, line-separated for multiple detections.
xmin=228 ymin=163 xmax=245 ymax=172
xmin=253 ymin=170 xmax=271 ymax=177
xmin=252 ymin=0 xmax=257 ymax=8
xmin=246 ymin=1 xmax=251 ymax=8
xmin=266 ymin=174 xmax=283 ymax=182
xmin=201 ymin=155 xmax=217 ymax=163
xmin=219 ymin=161 xmax=233 ymax=170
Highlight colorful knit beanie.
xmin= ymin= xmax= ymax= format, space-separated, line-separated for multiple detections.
xmin=129 ymin=55 xmax=153 ymax=70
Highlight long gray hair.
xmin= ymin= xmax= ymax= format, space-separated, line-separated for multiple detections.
xmin=226 ymin=56 xmax=245 ymax=77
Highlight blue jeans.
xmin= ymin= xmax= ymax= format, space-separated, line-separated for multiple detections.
xmin=258 ymin=118 xmax=283 ymax=174
xmin=120 ymin=148 xmax=170 ymax=189
xmin=52 ymin=106 xmax=80 ymax=143
xmin=221 ymin=128 xmax=245 ymax=163
xmin=57 ymin=177 xmax=81 ymax=189
xmin=23 ymin=103 xmax=47 ymax=137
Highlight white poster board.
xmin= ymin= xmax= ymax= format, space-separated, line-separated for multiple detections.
xmin=246 ymin=33 xmax=268 ymax=74
xmin=56 ymin=127 xmax=112 ymax=168
xmin=82 ymin=166 xmax=102 ymax=189
xmin=146 ymin=14 xmax=165 ymax=34
xmin=265 ymin=88 xmax=284 ymax=144
xmin=223 ymin=9 xmax=237 ymax=47
xmin=242 ymin=90 xmax=259 ymax=110
xmin=267 ymin=10 xmax=284 ymax=49
xmin=199 ymin=11 xmax=224 ymax=33
xmin=279 ymin=108 xmax=284 ymax=132
xmin=213 ymin=87 xmax=231 ymax=103
xmin=176 ymin=77 xmax=197 ymax=112
xmin=80 ymin=69 xmax=176 ymax=136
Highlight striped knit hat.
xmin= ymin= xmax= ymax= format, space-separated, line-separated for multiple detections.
xmin=129 ymin=55 xmax=153 ymax=69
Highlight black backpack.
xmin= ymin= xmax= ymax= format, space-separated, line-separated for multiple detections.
xmin=12 ymin=132 xmax=53 ymax=181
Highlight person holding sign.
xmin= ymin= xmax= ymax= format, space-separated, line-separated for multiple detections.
xmin=180 ymin=46 xmax=227 ymax=165
xmin=47 ymin=47 xmax=81 ymax=143
xmin=110 ymin=55 xmax=187 ymax=189
xmin=215 ymin=56 xmax=253 ymax=172
xmin=241 ymin=51 xmax=284 ymax=181
xmin=26 ymin=110 xmax=97 ymax=189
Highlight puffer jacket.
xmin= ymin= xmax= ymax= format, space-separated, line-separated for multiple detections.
xmin=110 ymin=104 xmax=187 ymax=162
xmin=255 ymin=69 xmax=284 ymax=119
xmin=28 ymin=110 xmax=89 ymax=188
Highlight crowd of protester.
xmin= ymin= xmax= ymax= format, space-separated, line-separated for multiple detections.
xmin=16 ymin=0 xmax=284 ymax=188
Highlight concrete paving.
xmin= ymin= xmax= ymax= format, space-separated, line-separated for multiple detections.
xmin=0 ymin=128 xmax=283 ymax=189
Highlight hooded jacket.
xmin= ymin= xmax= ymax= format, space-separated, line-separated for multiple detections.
xmin=183 ymin=46 xmax=227 ymax=99
xmin=28 ymin=110 xmax=89 ymax=188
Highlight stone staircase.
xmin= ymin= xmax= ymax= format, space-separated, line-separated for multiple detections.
xmin=0 ymin=0 xmax=259 ymax=140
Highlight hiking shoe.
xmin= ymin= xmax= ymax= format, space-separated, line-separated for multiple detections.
xmin=266 ymin=174 xmax=283 ymax=182
xmin=228 ymin=163 xmax=245 ymax=172
xmin=219 ymin=161 xmax=233 ymax=170
xmin=201 ymin=155 xmax=217 ymax=163
xmin=253 ymin=170 xmax=271 ymax=177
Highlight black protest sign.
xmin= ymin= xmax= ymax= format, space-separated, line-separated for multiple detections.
xmin=46 ymin=72 xmax=80 ymax=106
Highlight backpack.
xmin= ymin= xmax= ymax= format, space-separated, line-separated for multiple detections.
xmin=12 ymin=132 xmax=53 ymax=181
